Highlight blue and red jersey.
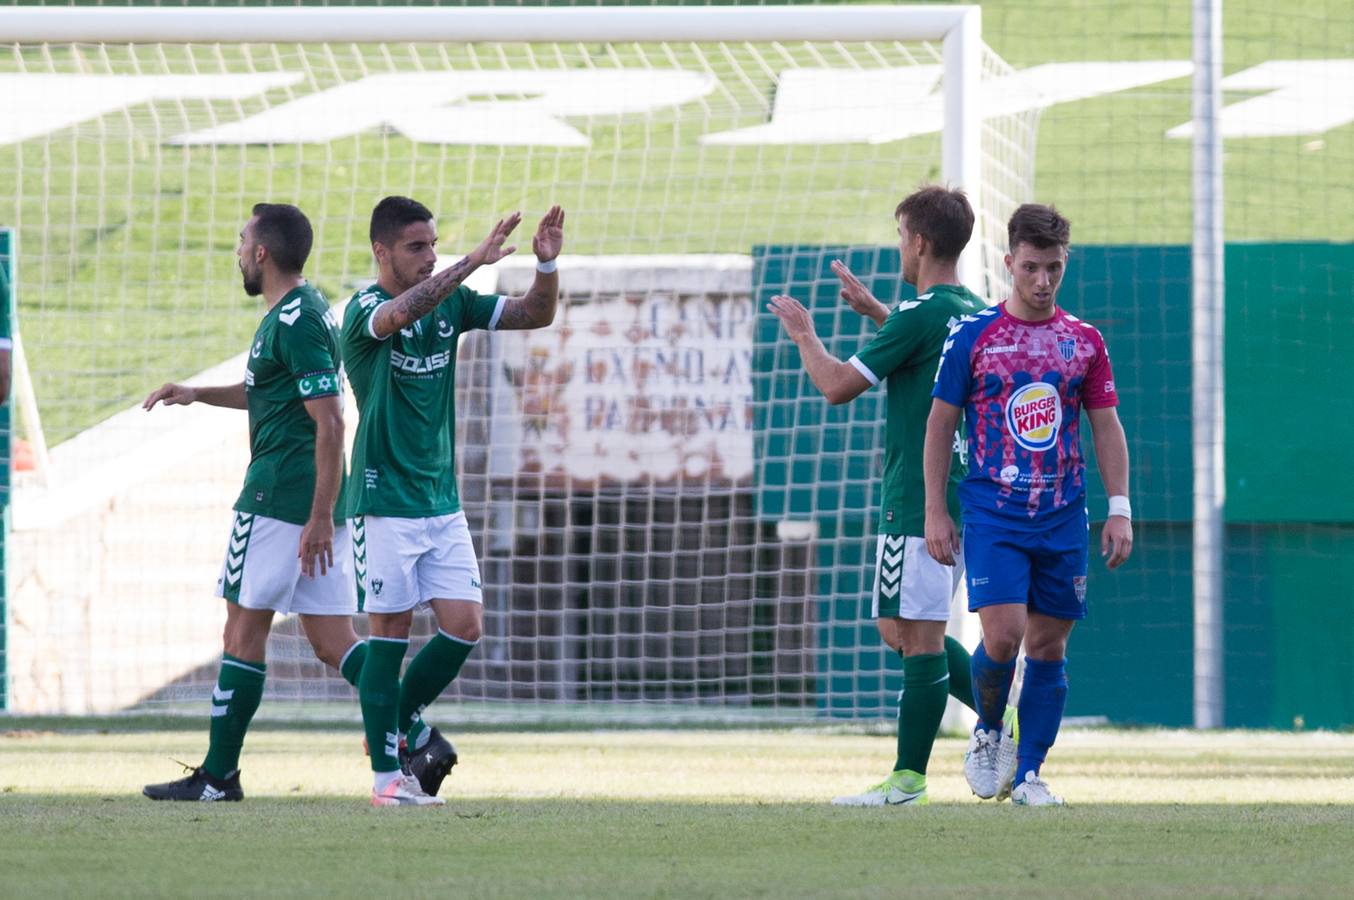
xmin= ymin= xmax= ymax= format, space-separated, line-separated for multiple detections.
xmin=932 ymin=303 xmax=1117 ymax=530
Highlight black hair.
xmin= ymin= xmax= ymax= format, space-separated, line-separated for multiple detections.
xmin=249 ymin=203 xmax=313 ymax=274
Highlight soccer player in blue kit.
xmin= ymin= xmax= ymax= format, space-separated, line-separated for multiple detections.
xmin=922 ymin=204 xmax=1133 ymax=806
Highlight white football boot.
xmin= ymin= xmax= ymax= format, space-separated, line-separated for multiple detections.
xmin=963 ymin=727 xmax=1001 ymax=799
xmin=994 ymin=706 xmax=1020 ymax=801
xmin=371 ymin=774 xmax=447 ymax=807
xmin=1010 ymin=771 xmax=1065 ymax=807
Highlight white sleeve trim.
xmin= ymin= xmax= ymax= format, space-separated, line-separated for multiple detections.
xmin=487 ymin=295 xmax=508 ymax=331
xmin=366 ymin=301 xmax=393 ymax=341
xmin=847 ymin=355 xmax=880 ymax=387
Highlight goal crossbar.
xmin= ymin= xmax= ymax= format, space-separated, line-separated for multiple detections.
xmin=3 ymin=6 xmax=976 ymax=45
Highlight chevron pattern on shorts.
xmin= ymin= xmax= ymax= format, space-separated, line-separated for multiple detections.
xmin=878 ymin=535 xmax=905 ymax=599
xmin=352 ymin=516 xmax=367 ymax=581
xmin=224 ymin=513 xmax=254 ymax=590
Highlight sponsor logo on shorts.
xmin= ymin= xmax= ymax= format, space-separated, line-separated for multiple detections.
xmin=1005 ymin=381 xmax=1062 ymax=452
xmin=1073 ymin=576 xmax=1087 ymax=603
xmin=471 ymin=577 xmax=482 ymax=589
xmin=371 ymin=578 xmax=384 ymax=596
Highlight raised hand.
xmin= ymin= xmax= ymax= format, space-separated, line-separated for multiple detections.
xmin=533 ymin=205 xmax=565 ymax=262
xmin=830 ymin=259 xmax=889 ymax=325
xmin=471 ymin=212 xmax=522 ymax=267
xmin=767 ymin=294 xmax=818 ymax=344
xmin=143 ymin=382 xmax=195 ymax=410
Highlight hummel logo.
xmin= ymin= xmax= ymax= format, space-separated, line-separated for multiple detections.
xmin=279 ymin=298 xmax=303 ymax=326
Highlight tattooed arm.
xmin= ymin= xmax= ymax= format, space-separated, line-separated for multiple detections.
xmin=370 ymin=213 xmax=522 ymax=339
xmin=495 ymin=206 xmax=565 ymax=332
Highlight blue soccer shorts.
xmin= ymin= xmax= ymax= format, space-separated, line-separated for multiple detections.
xmin=962 ymin=507 xmax=1090 ymax=620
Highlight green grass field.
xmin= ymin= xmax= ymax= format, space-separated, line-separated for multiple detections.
xmin=4 ymin=0 xmax=1352 ymax=443
xmin=3 ymin=724 xmax=1353 ymax=897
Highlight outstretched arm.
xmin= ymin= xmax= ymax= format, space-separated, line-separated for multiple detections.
xmin=496 ymin=206 xmax=565 ymax=331
xmin=923 ymin=398 xmax=962 ymax=565
xmin=370 ymin=213 xmax=522 ymax=339
xmin=1087 ymin=405 xmax=1133 ymax=569
xmin=767 ymin=294 xmax=871 ymax=405
xmin=143 ymin=381 xmax=246 ymax=411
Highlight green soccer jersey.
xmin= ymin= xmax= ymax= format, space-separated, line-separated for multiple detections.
xmin=342 ymin=282 xmax=504 ymax=518
xmin=235 ymin=282 xmax=346 ymax=526
xmin=849 ymin=283 xmax=987 ymax=536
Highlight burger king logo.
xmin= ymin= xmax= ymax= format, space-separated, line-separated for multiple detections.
xmin=1006 ymin=382 xmax=1062 ymax=451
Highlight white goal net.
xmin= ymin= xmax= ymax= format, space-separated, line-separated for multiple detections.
xmin=1 ymin=7 xmax=1036 ymax=721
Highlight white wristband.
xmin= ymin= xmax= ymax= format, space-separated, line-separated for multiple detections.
xmin=536 ymin=258 xmax=557 ymax=274
xmin=1108 ymin=495 xmax=1132 ymax=520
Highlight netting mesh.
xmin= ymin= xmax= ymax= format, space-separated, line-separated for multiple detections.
xmin=2 ymin=23 xmax=1035 ymax=718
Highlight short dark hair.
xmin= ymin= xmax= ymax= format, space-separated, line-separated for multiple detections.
xmin=1007 ymin=203 xmax=1071 ymax=252
xmin=250 ymin=203 xmax=312 ymax=275
xmin=370 ymin=195 xmax=434 ymax=247
xmin=894 ymin=186 xmax=974 ymax=262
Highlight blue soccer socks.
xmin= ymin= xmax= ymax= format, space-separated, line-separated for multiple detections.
xmin=1015 ymin=657 xmax=1069 ymax=785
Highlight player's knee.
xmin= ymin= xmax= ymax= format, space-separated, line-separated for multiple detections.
xmin=1023 ymin=635 xmax=1069 ymax=661
xmin=446 ymin=617 xmax=482 ymax=643
xmin=982 ymin=632 xmax=1022 ymax=663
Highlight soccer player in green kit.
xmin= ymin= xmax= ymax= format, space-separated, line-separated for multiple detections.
xmin=768 ymin=186 xmax=987 ymax=805
xmin=142 ymin=204 xmax=367 ymax=802
xmin=344 ymin=197 xmax=564 ymax=806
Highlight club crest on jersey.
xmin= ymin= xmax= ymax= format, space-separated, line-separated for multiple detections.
xmin=1058 ymin=337 xmax=1077 ymax=362
xmin=1006 ymin=381 xmax=1062 ymax=452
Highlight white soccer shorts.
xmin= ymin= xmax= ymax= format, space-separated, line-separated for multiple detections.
xmin=871 ymin=534 xmax=964 ymax=621
xmin=214 ymin=511 xmax=357 ymax=615
xmin=353 ymin=511 xmax=484 ymax=614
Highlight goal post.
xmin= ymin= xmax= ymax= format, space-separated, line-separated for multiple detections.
xmin=1 ymin=5 xmax=1033 ymax=721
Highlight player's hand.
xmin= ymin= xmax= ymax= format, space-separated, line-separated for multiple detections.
xmin=470 ymin=213 xmax=522 ymax=267
xmin=925 ymin=509 xmax=961 ymax=566
xmin=767 ymin=294 xmax=816 ymax=344
xmin=298 ymin=515 xmax=335 ymax=578
xmin=143 ymin=382 xmax=196 ymax=410
xmin=532 ymin=205 xmax=565 ymax=262
xmin=1101 ymin=515 xmax=1133 ymax=570
xmin=830 ymin=259 xmax=888 ymax=324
